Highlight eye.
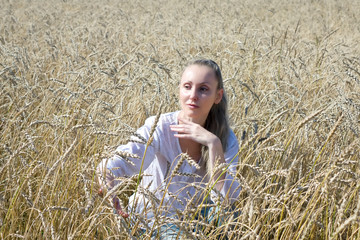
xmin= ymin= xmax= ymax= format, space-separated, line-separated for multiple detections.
xmin=183 ymin=83 xmax=191 ymax=89
xmin=199 ymin=86 xmax=209 ymax=92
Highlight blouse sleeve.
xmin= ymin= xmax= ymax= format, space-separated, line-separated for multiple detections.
xmin=97 ymin=116 xmax=160 ymax=189
xmin=212 ymin=130 xmax=241 ymax=204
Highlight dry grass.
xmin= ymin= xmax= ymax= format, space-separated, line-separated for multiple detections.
xmin=1 ymin=0 xmax=360 ymax=239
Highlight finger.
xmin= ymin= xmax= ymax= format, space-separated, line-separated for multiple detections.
xmin=113 ymin=197 xmax=129 ymax=218
xmin=170 ymin=123 xmax=188 ymax=128
xmin=173 ymin=133 xmax=194 ymax=140
xmin=117 ymin=208 xmax=130 ymax=218
xmin=170 ymin=125 xmax=185 ymax=130
xmin=173 ymin=133 xmax=188 ymax=137
xmin=170 ymin=125 xmax=189 ymax=133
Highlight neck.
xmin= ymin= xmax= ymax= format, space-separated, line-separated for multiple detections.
xmin=179 ymin=110 xmax=207 ymax=126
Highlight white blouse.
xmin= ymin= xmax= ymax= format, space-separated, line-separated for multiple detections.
xmin=97 ymin=111 xmax=241 ymax=219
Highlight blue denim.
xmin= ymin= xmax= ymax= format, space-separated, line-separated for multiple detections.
xmin=154 ymin=204 xmax=239 ymax=239
xmin=157 ymin=223 xmax=182 ymax=240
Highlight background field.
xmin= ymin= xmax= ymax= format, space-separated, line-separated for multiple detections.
xmin=1 ymin=0 xmax=360 ymax=239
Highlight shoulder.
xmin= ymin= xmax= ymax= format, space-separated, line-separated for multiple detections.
xmin=224 ymin=129 xmax=239 ymax=162
xmin=226 ymin=129 xmax=239 ymax=151
xmin=228 ymin=129 xmax=238 ymax=144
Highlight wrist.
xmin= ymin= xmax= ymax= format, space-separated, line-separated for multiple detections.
xmin=207 ymin=135 xmax=221 ymax=148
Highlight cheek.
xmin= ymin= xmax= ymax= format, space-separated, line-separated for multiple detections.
xmin=179 ymin=90 xmax=186 ymax=104
xmin=179 ymin=89 xmax=188 ymax=99
xmin=203 ymin=91 xmax=215 ymax=100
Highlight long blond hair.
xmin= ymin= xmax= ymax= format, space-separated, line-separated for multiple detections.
xmin=184 ymin=59 xmax=230 ymax=166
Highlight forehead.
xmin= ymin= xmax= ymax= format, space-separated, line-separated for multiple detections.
xmin=181 ymin=64 xmax=217 ymax=83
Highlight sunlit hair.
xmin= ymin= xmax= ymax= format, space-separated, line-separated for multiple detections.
xmin=183 ymin=58 xmax=230 ymax=167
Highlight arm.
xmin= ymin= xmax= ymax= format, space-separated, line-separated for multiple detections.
xmin=220 ymin=131 xmax=241 ymax=203
xmin=97 ymin=116 xmax=160 ymax=217
xmin=206 ymin=136 xmax=226 ymax=191
xmin=170 ymin=119 xmax=241 ymax=202
xmin=169 ymin=117 xmax=226 ymax=192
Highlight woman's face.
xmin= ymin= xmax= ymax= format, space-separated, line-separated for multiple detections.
xmin=179 ymin=64 xmax=223 ymax=125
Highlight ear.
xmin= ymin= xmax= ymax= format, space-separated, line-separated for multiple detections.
xmin=215 ymin=89 xmax=223 ymax=104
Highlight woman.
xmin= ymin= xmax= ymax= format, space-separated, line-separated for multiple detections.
xmin=97 ymin=59 xmax=241 ymax=238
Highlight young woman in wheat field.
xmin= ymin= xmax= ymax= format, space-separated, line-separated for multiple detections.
xmin=97 ymin=58 xmax=241 ymax=238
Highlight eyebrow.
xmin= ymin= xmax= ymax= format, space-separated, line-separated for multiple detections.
xmin=182 ymin=80 xmax=211 ymax=85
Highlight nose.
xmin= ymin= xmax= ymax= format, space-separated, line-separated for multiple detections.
xmin=189 ymin=88 xmax=198 ymax=100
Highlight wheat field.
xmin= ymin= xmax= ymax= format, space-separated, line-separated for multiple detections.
xmin=1 ymin=0 xmax=360 ymax=239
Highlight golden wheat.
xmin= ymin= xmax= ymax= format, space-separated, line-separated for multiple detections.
xmin=1 ymin=0 xmax=360 ymax=239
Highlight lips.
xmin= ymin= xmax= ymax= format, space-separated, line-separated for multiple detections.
xmin=187 ymin=103 xmax=199 ymax=109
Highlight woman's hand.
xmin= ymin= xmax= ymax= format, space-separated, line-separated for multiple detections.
xmin=112 ymin=195 xmax=129 ymax=218
xmin=170 ymin=117 xmax=226 ymax=191
xmin=169 ymin=117 xmax=218 ymax=147
xmin=98 ymin=187 xmax=129 ymax=218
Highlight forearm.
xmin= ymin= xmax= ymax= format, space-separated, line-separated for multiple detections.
xmin=207 ymin=137 xmax=226 ymax=192
xmin=96 ymin=162 xmax=130 ymax=218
